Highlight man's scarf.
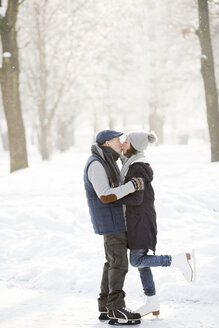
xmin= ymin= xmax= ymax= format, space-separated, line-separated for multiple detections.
xmin=91 ymin=144 xmax=121 ymax=187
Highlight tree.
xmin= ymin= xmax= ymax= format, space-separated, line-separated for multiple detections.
xmin=196 ymin=0 xmax=219 ymax=162
xmin=20 ymin=0 xmax=100 ymax=159
xmin=0 ymin=0 xmax=28 ymax=172
xmin=21 ymin=0 xmax=72 ymax=160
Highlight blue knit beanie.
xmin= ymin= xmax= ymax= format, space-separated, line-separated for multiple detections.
xmin=96 ymin=130 xmax=123 ymax=145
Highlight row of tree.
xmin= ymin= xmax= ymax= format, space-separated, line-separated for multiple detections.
xmin=0 ymin=0 xmax=219 ymax=173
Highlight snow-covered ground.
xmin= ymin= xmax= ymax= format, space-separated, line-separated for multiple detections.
xmin=0 ymin=144 xmax=219 ymax=328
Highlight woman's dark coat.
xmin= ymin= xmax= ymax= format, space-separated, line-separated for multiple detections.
xmin=116 ymin=162 xmax=157 ymax=251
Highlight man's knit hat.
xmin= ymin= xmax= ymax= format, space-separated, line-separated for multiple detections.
xmin=96 ymin=129 xmax=123 ymax=145
xmin=127 ymin=132 xmax=157 ymax=151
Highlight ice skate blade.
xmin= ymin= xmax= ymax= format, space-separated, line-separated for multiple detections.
xmin=108 ymin=318 xmax=141 ymax=325
xmin=99 ymin=312 xmax=110 ymax=321
xmin=140 ymin=310 xmax=160 ymax=317
xmin=147 ymin=316 xmax=163 ymax=322
xmin=192 ymin=249 xmax=196 ymax=282
xmin=187 ymin=249 xmax=196 ymax=282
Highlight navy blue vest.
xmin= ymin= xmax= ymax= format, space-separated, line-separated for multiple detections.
xmin=84 ymin=155 xmax=126 ymax=235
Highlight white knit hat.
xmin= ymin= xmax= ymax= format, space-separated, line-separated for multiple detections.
xmin=127 ymin=132 xmax=157 ymax=151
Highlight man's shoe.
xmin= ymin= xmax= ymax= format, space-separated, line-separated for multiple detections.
xmin=171 ymin=252 xmax=194 ymax=282
xmin=135 ymin=295 xmax=160 ymax=317
xmin=108 ymin=307 xmax=141 ymax=321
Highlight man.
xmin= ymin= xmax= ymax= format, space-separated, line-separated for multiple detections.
xmin=83 ymin=129 xmax=142 ymax=324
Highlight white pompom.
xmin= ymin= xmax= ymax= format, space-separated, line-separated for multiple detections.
xmin=148 ymin=132 xmax=158 ymax=144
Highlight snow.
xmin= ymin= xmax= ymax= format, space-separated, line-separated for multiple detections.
xmin=201 ymin=54 xmax=207 ymax=61
xmin=0 ymin=144 xmax=219 ymax=327
xmin=3 ymin=52 xmax=12 ymax=58
xmin=0 ymin=8 xmax=6 ymax=17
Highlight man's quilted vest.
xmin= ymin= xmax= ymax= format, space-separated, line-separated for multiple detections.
xmin=84 ymin=155 xmax=126 ymax=235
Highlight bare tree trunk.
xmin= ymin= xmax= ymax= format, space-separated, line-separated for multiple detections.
xmin=0 ymin=0 xmax=28 ymax=172
xmin=56 ymin=118 xmax=75 ymax=152
xmin=38 ymin=125 xmax=50 ymax=160
xmin=25 ymin=0 xmax=76 ymax=159
xmin=197 ymin=0 xmax=219 ymax=162
xmin=0 ymin=120 xmax=8 ymax=150
xmin=35 ymin=1 xmax=51 ymax=160
xmin=149 ymin=105 xmax=164 ymax=144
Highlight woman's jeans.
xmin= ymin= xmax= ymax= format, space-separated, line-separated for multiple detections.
xmin=130 ymin=249 xmax=172 ymax=296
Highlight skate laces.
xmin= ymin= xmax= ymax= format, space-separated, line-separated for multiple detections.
xmin=122 ymin=307 xmax=134 ymax=313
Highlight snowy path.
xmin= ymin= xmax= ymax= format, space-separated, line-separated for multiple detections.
xmin=0 ymin=145 xmax=219 ymax=327
xmin=0 ymin=284 xmax=218 ymax=328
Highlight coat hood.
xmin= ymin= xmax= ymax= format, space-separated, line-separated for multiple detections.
xmin=130 ymin=161 xmax=154 ymax=182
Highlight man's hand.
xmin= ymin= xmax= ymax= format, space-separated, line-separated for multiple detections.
xmin=100 ymin=194 xmax=117 ymax=204
xmin=131 ymin=177 xmax=144 ymax=191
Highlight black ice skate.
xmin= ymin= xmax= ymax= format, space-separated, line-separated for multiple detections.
xmin=98 ymin=306 xmax=110 ymax=321
xmin=108 ymin=307 xmax=141 ymax=325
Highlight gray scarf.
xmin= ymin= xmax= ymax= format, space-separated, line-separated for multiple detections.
xmin=120 ymin=152 xmax=147 ymax=183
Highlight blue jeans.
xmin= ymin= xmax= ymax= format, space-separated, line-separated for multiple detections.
xmin=130 ymin=249 xmax=172 ymax=296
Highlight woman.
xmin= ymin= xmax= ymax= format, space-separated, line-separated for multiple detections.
xmin=100 ymin=131 xmax=195 ymax=317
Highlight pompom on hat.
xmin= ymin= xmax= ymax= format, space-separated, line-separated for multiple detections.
xmin=127 ymin=131 xmax=157 ymax=151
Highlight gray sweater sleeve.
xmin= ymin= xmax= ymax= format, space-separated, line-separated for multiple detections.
xmin=88 ymin=161 xmax=135 ymax=199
